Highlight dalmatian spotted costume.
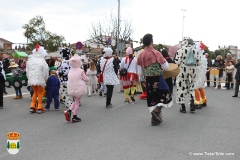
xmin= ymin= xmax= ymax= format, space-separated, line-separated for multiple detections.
xmin=175 ymin=37 xmax=201 ymax=112
xmin=57 ymin=48 xmax=72 ymax=108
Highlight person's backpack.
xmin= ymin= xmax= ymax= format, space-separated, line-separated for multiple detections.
xmin=184 ymin=48 xmax=196 ymax=66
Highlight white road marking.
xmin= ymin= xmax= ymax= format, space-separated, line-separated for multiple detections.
xmin=4 ymin=93 xmax=29 ymax=98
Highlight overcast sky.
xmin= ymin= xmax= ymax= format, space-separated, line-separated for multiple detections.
xmin=0 ymin=0 xmax=239 ymax=51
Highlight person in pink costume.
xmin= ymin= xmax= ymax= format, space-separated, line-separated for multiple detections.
xmin=64 ymin=54 xmax=89 ymax=123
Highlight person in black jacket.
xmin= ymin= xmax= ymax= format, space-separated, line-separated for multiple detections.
xmin=161 ymin=49 xmax=175 ymax=94
xmin=232 ymin=61 xmax=240 ymax=97
xmin=0 ymin=67 xmax=5 ymax=109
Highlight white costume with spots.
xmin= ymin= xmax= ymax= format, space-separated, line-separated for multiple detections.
xmin=175 ymin=37 xmax=201 ymax=104
xmin=57 ymin=48 xmax=72 ymax=108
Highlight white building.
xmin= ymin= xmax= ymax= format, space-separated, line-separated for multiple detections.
xmin=219 ymin=45 xmax=240 ymax=61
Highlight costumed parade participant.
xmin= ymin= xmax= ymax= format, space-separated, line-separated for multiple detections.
xmin=175 ymin=37 xmax=201 ymax=113
xmin=44 ymin=70 xmax=60 ymax=110
xmin=137 ymin=33 xmax=170 ymax=126
xmin=57 ymin=47 xmax=72 ymax=108
xmin=193 ymin=42 xmax=208 ymax=109
xmin=64 ymin=54 xmax=89 ymax=123
xmin=120 ymin=47 xmax=138 ymax=103
xmin=100 ymin=48 xmax=119 ymax=108
xmin=137 ymin=49 xmax=147 ymax=99
xmin=26 ymin=44 xmax=49 ymax=114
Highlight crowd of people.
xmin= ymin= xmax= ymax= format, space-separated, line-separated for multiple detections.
xmin=0 ymin=33 xmax=240 ymax=126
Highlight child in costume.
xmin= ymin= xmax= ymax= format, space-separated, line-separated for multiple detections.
xmin=64 ymin=54 xmax=89 ymax=123
xmin=44 ymin=70 xmax=60 ymax=110
xmin=26 ymin=44 xmax=49 ymax=114
xmin=193 ymin=42 xmax=208 ymax=109
xmin=86 ymin=61 xmax=98 ymax=97
xmin=57 ymin=48 xmax=72 ymax=108
xmin=9 ymin=62 xmax=23 ymax=99
xmin=120 ymin=47 xmax=138 ymax=104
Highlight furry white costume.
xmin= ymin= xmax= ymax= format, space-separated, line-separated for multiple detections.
xmin=26 ymin=46 xmax=48 ymax=87
xmin=26 ymin=44 xmax=49 ymax=113
xmin=175 ymin=37 xmax=201 ymax=112
xmin=194 ymin=42 xmax=207 ymax=89
xmin=193 ymin=42 xmax=208 ymax=108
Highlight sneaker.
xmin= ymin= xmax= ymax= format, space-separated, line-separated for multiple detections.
xmin=88 ymin=95 xmax=91 ymax=97
xmin=103 ymin=94 xmax=106 ymax=97
xmin=106 ymin=103 xmax=113 ymax=109
xmin=64 ymin=109 xmax=71 ymax=122
xmin=55 ymin=108 xmax=59 ymax=111
xmin=232 ymin=95 xmax=238 ymax=97
xmin=72 ymin=116 xmax=81 ymax=123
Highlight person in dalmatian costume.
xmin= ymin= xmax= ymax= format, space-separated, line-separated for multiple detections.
xmin=175 ymin=36 xmax=201 ymax=113
xmin=57 ymin=47 xmax=73 ymax=108
xmin=193 ymin=42 xmax=208 ymax=109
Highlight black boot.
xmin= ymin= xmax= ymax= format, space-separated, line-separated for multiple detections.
xmin=190 ymin=100 xmax=196 ymax=112
xmin=180 ymin=104 xmax=186 ymax=113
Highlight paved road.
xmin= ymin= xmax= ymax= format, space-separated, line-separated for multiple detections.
xmin=0 ymin=84 xmax=239 ymax=160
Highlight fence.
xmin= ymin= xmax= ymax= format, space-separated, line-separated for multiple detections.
xmin=204 ymin=67 xmax=236 ymax=83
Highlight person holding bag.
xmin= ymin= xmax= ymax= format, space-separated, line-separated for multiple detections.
xmin=100 ymin=48 xmax=119 ymax=109
xmin=137 ymin=34 xmax=170 ymax=126
xmin=120 ymin=47 xmax=138 ymax=104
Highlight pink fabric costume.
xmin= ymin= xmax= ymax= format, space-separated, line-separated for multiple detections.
xmin=67 ymin=54 xmax=89 ymax=116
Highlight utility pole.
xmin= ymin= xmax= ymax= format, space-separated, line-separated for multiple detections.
xmin=117 ymin=0 xmax=120 ymax=57
xmin=181 ymin=9 xmax=186 ymax=40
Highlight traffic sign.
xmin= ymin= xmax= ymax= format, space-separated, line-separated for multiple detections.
xmin=107 ymin=37 xmax=112 ymax=45
xmin=76 ymin=42 xmax=83 ymax=50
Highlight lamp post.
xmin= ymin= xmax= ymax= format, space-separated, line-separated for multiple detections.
xmin=181 ymin=9 xmax=186 ymax=40
xmin=117 ymin=0 xmax=120 ymax=57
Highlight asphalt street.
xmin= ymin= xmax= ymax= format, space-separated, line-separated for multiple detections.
xmin=0 ymin=83 xmax=239 ymax=160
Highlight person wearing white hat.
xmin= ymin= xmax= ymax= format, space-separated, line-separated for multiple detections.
xmin=120 ymin=47 xmax=138 ymax=103
xmin=26 ymin=44 xmax=49 ymax=114
xmin=100 ymin=47 xmax=119 ymax=108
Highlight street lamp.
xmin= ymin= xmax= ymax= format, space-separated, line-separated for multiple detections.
xmin=181 ymin=9 xmax=186 ymax=40
xmin=117 ymin=0 xmax=120 ymax=57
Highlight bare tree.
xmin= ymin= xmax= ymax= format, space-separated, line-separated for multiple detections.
xmin=88 ymin=10 xmax=134 ymax=53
